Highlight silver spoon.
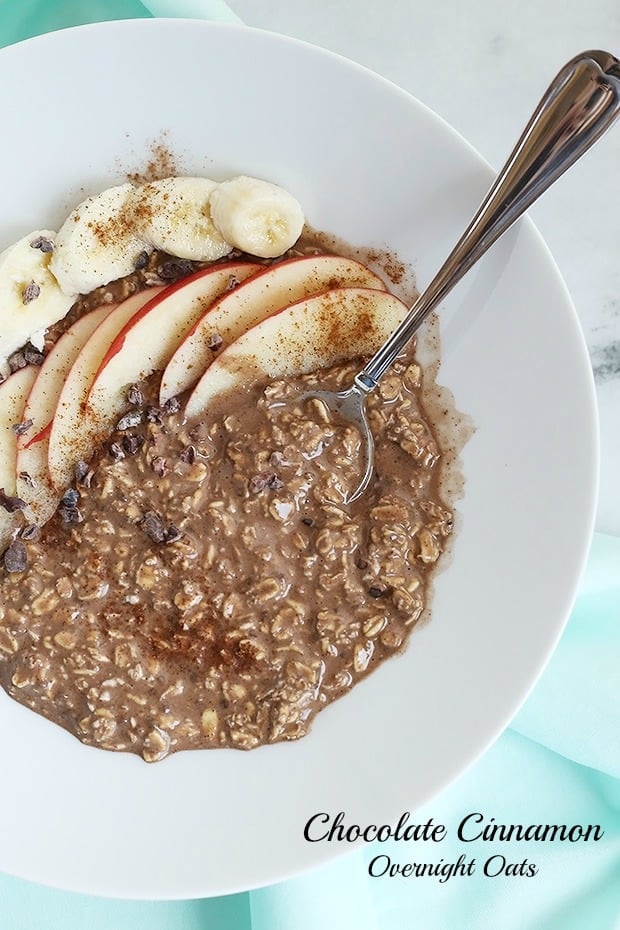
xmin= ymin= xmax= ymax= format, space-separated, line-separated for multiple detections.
xmin=303 ymin=49 xmax=620 ymax=503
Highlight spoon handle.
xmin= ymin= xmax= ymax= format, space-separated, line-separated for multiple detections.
xmin=356 ymin=50 xmax=620 ymax=392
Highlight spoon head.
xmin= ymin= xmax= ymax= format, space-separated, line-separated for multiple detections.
xmin=299 ymin=385 xmax=375 ymax=504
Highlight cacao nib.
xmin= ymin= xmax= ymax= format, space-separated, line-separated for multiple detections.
xmin=0 ymin=489 xmax=26 ymax=513
xmin=140 ymin=510 xmax=166 ymax=544
xmin=3 ymin=541 xmax=28 ymax=573
xmin=30 ymin=235 xmax=54 ymax=253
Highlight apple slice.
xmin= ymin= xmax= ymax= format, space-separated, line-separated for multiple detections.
xmin=185 ymin=286 xmax=407 ymax=418
xmin=16 ymin=305 xmax=114 ymax=525
xmin=159 ymin=255 xmax=387 ymax=404
xmin=48 ymin=287 xmax=164 ymax=491
xmin=0 ymin=366 xmax=38 ymax=548
xmin=0 ymin=366 xmax=38 ymax=494
xmin=86 ymin=261 xmax=260 ymax=425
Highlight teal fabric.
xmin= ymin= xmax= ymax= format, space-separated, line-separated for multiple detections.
xmin=0 ymin=0 xmax=240 ymax=43
xmin=0 ymin=3 xmax=619 ymax=927
xmin=251 ymin=536 xmax=620 ymax=930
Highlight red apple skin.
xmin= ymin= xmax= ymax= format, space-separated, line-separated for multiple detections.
xmin=90 ymin=261 xmax=261 ymax=391
xmin=0 ymin=366 xmax=38 ymax=548
xmin=48 ymin=264 xmax=260 ymax=492
xmin=47 ymin=288 xmax=164 ymax=492
xmin=159 ymin=254 xmax=387 ymax=404
xmin=185 ymin=286 xmax=408 ymax=418
xmin=15 ymin=305 xmax=113 ymax=524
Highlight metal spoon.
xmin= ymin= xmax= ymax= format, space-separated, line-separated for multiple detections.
xmin=303 ymin=49 xmax=620 ymax=503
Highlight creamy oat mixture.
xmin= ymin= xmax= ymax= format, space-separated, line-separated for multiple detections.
xmin=0 ymin=357 xmax=452 ymax=761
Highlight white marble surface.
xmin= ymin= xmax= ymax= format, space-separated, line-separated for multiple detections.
xmin=230 ymin=0 xmax=620 ymax=535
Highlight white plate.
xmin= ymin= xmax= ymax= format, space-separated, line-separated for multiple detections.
xmin=0 ymin=20 xmax=597 ymax=898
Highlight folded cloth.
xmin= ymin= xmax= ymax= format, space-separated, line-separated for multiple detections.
xmin=143 ymin=0 xmax=241 ymax=22
xmin=0 ymin=0 xmax=240 ymax=47
xmin=0 ymin=4 xmax=618 ymax=927
xmin=249 ymin=533 xmax=620 ymax=930
xmin=251 ymin=733 xmax=620 ymax=930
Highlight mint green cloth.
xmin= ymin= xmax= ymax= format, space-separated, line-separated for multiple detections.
xmin=0 ymin=0 xmax=240 ymax=40
xmin=250 ymin=534 xmax=620 ymax=930
xmin=0 ymin=4 xmax=618 ymax=927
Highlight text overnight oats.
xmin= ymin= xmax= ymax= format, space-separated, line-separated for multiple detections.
xmin=0 ymin=173 xmax=460 ymax=761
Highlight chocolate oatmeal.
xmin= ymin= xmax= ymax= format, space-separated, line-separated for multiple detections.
xmin=0 ymin=358 xmax=452 ymax=761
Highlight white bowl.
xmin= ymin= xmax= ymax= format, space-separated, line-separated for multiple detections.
xmin=0 ymin=19 xmax=597 ymax=898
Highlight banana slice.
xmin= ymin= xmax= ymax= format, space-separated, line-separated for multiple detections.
xmin=0 ymin=231 xmax=76 ymax=364
xmin=50 ymin=183 xmax=150 ymax=295
xmin=131 ymin=177 xmax=233 ymax=262
xmin=209 ymin=176 xmax=304 ymax=258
